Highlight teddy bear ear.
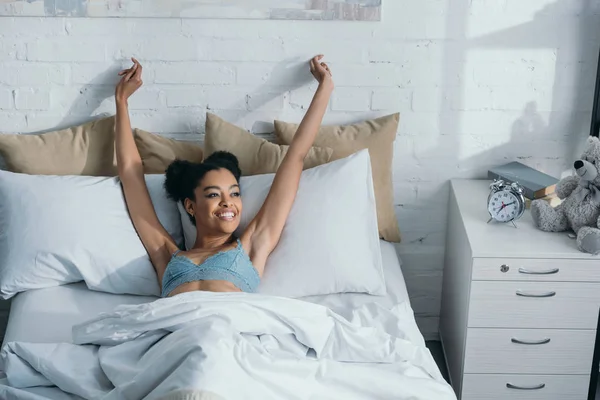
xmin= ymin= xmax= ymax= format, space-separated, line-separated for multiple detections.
xmin=588 ymin=137 xmax=600 ymax=155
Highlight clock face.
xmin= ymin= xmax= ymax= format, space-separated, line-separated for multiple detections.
xmin=488 ymin=190 xmax=521 ymax=222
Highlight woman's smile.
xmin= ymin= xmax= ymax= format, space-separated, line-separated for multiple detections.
xmin=215 ymin=209 xmax=237 ymax=221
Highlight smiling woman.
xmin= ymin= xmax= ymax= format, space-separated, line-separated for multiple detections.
xmin=113 ymin=55 xmax=334 ymax=297
xmin=161 ymin=152 xmax=254 ymax=297
xmin=164 ymin=152 xmax=242 ymax=230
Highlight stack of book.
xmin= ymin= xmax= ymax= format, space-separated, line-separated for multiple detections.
xmin=488 ymin=162 xmax=561 ymax=209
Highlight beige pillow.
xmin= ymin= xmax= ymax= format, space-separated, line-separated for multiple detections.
xmin=275 ymin=113 xmax=401 ymax=243
xmin=204 ymin=113 xmax=333 ymax=176
xmin=0 ymin=116 xmax=117 ymax=176
xmin=134 ymin=128 xmax=204 ymax=174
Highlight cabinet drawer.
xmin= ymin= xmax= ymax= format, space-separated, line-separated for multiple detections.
xmin=464 ymin=328 xmax=595 ymax=374
xmin=472 ymin=258 xmax=600 ymax=282
xmin=462 ymin=374 xmax=589 ymax=400
xmin=468 ymin=281 xmax=600 ymax=329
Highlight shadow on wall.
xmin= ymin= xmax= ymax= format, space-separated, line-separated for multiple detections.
xmin=456 ymin=101 xmax=565 ymax=180
xmin=465 ymin=0 xmax=600 ymax=174
xmin=56 ymin=64 xmax=123 ymax=131
xmin=49 ymin=57 xmax=314 ymax=137
xmin=211 ymin=57 xmax=315 ymax=135
xmin=415 ymin=0 xmax=600 ymax=196
xmin=26 ymin=63 xmax=124 ymax=134
xmin=406 ymin=0 xmax=600 ymax=334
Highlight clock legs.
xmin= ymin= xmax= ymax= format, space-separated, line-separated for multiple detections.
xmin=487 ymin=218 xmax=519 ymax=228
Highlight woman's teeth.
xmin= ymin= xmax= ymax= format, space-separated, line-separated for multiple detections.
xmin=216 ymin=212 xmax=235 ymax=220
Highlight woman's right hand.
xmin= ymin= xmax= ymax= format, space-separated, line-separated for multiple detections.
xmin=115 ymin=57 xmax=143 ymax=104
xmin=310 ymin=55 xmax=333 ymax=89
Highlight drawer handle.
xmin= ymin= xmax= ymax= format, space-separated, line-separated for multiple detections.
xmin=511 ymin=338 xmax=551 ymax=345
xmin=506 ymin=383 xmax=546 ymax=390
xmin=518 ymin=267 xmax=559 ymax=275
xmin=516 ymin=290 xmax=556 ymax=298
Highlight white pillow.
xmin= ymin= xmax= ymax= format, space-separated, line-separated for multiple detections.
xmin=180 ymin=150 xmax=385 ymax=297
xmin=0 ymin=172 xmax=182 ymax=299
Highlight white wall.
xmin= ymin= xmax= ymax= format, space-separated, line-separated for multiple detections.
xmin=0 ymin=0 xmax=599 ymax=339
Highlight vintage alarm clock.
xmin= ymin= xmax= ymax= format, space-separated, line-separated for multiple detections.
xmin=487 ymin=179 xmax=526 ymax=227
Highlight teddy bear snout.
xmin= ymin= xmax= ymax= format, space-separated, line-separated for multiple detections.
xmin=574 ymin=159 xmax=598 ymax=181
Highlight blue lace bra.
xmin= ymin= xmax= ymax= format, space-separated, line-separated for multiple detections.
xmin=161 ymin=239 xmax=260 ymax=297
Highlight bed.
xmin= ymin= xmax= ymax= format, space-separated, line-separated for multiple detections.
xmin=0 ymin=241 xmax=456 ymax=400
xmin=0 ymin=142 xmax=453 ymax=399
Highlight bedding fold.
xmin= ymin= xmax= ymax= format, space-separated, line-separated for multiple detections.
xmin=0 ymin=292 xmax=456 ymax=400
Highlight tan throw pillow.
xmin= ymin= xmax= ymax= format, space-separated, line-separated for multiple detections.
xmin=204 ymin=113 xmax=333 ymax=176
xmin=134 ymin=128 xmax=203 ymax=174
xmin=275 ymin=113 xmax=401 ymax=242
xmin=0 ymin=116 xmax=117 ymax=176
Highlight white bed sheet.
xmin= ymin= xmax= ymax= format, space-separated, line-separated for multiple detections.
xmin=3 ymin=241 xmax=409 ymax=346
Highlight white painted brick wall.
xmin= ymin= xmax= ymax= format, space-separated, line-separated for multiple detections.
xmin=372 ymin=88 xmax=412 ymax=112
xmin=14 ymin=88 xmax=51 ymax=110
xmin=0 ymin=89 xmax=12 ymax=109
xmin=27 ymin=39 xmax=108 ymax=62
xmin=332 ymin=88 xmax=371 ymax=111
xmin=154 ymin=62 xmax=236 ymax=84
xmin=1 ymin=0 xmax=599 ymax=340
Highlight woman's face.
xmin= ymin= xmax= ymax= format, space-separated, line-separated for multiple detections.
xmin=186 ymin=168 xmax=242 ymax=235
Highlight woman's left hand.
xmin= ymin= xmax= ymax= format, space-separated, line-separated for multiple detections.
xmin=310 ymin=55 xmax=333 ymax=89
xmin=115 ymin=57 xmax=143 ymax=104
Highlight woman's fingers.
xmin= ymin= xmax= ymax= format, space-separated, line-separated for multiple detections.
xmin=312 ymin=56 xmax=325 ymax=68
xmin=115 ymin=58 xmax=144 ymax=99
xmin=133 ymin=61 xmax=143 ymax=80
xmin=118 ymin=57 xmax=141 ymax=79
xmin=132 ymin=58 xmax=141 ymax=73
xmin=311 ymin=55 xmax=322 ymax=69
xmin=316 ymin=61 xmax=328 ymax=73
xmin=119 ymin=64 xmax=133 ymax=76
xmin=310 ymin=55 xmax=327 ymax=77
xmin=124 ymin=63 xmax=137 ymax=81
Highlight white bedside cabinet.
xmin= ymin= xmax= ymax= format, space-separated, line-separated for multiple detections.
xmin=440 ymin=180 xmax=600 ymax=400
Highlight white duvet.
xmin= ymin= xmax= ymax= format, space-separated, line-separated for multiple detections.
xmin=0 ymin=292 xmax=456 ymax=400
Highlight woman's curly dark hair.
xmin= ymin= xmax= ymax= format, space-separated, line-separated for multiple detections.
xmin=164 ymin=151 xmax=242 ymax=225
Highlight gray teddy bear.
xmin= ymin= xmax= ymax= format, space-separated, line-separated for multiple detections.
xmin=531 ymin=136 xmax=600 ymax=254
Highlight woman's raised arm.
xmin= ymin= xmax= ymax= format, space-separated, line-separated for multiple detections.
xmin=242 ymin=55 xmax=334 ymax=274
xmin=115 ymin=58 xmax=178 ymax=285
